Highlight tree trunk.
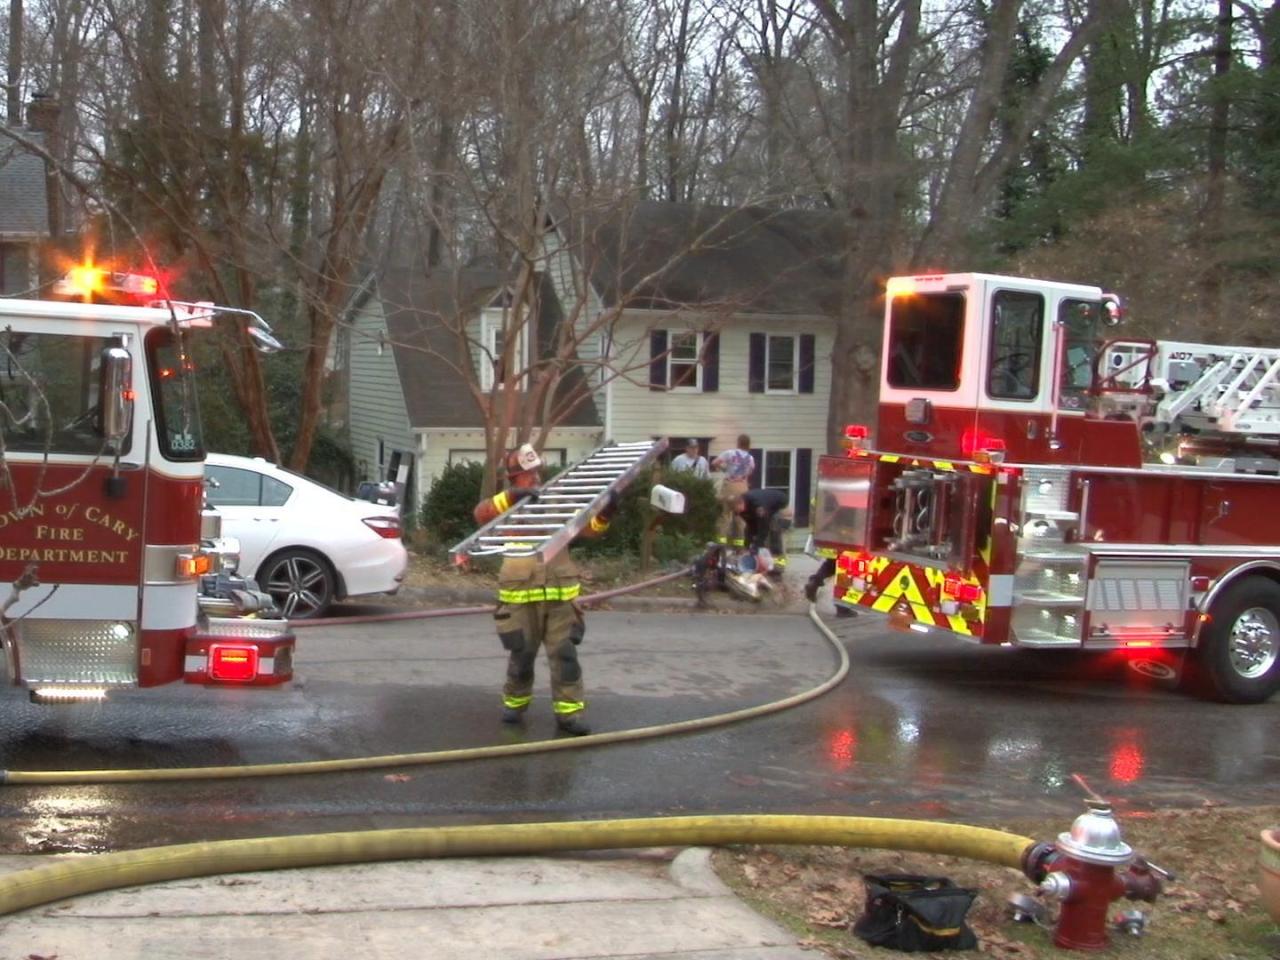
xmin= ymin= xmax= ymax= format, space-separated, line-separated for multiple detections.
xmin=6 ymin=0 xmax=21 ymax=125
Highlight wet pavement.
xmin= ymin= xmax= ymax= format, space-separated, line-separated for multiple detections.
xmin=0 ymin=599 xmax=1276 ymax=855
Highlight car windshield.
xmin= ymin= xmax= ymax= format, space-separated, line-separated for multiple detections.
xmin=276 ymin=463 xmax=356 ymax=501
xmin=0 ymin=329 xmax=129 ymax=455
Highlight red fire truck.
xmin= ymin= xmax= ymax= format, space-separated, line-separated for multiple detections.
xmin=0 ymin=266 xmax=294 ymax=702
xmin=813 ymin=272 xmax=1280 ymax=704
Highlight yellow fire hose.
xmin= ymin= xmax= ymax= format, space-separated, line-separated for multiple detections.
xmin=1 ymin=605 xmax=850 ymax=786
xmin=0 ymin=814 xmax=1037 ymax=918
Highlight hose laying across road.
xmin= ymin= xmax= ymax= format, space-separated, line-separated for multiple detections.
xmin=0 ymin=814 xmax=1038 ymax=918
xmin=0 ymin=600 xmax=848 ymax=786
xmin=289 ymin=566 xmax=698 ymax=628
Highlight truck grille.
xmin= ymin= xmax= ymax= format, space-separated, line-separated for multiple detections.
xmin=12 ymin=619 xmax=138 ymax=684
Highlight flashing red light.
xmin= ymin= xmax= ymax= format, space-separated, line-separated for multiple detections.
xmin=842 ymin=424 xmax=871 ymax=452
xmin=122 ymin=389 xmax=136 ymax=402
xmin=837 ymin=552 xmax=871 ymax=578
xmin=208 ymin=643 xmax=259 ymax=682
xmin=941 ymin=574 xmax=983 ymax=604
xmin=960 ymin=428 xmax=1006 ymax=461
xmin=362 ymin=516 xmax=402 ymax=539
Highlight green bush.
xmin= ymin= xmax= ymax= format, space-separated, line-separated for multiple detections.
xmin=578 ymin=467 xmax=718 ymax=561
xmin=419 ymin=460 xmax=485 ymax=547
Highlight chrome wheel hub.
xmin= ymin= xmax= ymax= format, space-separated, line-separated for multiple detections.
xmin=265 ymin=556 xmax=328 ymax=618
xmin=1228 ymin=607 xmax=1280 ymax=679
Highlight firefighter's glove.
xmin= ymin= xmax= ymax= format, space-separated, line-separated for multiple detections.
xmin=508 ymin=486 xmax=540 ymax=505
xmin=568 ymin=618 xmax=586 ymax=646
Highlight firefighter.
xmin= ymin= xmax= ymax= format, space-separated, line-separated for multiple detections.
xmin=473 ymin=444 xmax=618 ymax=736
xmin=734 ymin=487 xmax=792 ymax=574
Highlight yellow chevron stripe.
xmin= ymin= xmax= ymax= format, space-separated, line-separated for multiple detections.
xmin=934 ymin=460 xmax=955 ymax=472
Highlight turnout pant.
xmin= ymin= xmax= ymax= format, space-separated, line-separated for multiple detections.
xmin=717 ymin=478 xmax=748 ymax=546
xmin=493 ymin=599 xmax=586 ymax=716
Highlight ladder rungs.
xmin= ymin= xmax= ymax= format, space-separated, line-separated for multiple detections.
xmin=479 ymin=535 xmax=552 ymax=543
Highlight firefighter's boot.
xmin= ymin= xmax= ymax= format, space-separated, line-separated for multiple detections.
xmin=501 ymin=706 xmax=527 ymax=724
xmin=556 ymin=714 xmax=592 ymax=736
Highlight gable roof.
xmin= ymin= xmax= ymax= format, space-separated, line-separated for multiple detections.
xmin=372 ymin=265 xmax=600 ymax=430
xmin=557 ymin=200 xmax=845 ymax=316
xmin=0 ymin=131 xmax=50 ymax=239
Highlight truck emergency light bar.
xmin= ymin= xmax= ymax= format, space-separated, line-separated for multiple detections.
xmin=51 ymin=267 xmax=284 ymax=353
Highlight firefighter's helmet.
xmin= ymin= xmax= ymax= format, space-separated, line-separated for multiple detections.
xmin=505 ymin=443 xmax=543 ymax=477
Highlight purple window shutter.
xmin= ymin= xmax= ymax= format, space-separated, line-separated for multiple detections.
xmin=798 ymin=334 xmax=815 ymax=394
xmin=748 ymin=333 xmax=765 ymax=393
xmin=748 ymin=448 xmax=763 ymax=489
xmin=794 ymin=448 xmax=812 ymax=526
xmin=702 ymin=332 xmax=720 ymax=392
xmin=649 ymin=330 xmax=667 ymax=391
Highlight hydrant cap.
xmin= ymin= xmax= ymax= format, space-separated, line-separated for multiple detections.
xmin=1057 ymin=801 xmax=1135 ymax=866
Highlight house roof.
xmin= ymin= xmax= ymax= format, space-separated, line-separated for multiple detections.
xmin=373 ymin=265 xmax=600 ymax=430
xmin=0 ymin=131 xmax=50 ymax=239
xmin=558 ymin=200 xmax=845 ymax=316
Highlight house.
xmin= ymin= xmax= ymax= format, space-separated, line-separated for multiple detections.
xmin=345 ymin=264 xmax=604 ymax=513
xmin=0 ymin=129 xmax=50 ymax=296
xmin=347 ymin=200 xmax=843 ymax=525
xmin=543 ymin=201 xmax=844 ymax=526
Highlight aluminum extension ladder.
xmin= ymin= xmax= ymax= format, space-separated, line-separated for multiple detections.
xmin=449 ymin=439 xmax=668 ymax=564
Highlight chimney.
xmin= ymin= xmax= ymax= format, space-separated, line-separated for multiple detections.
xmin=26 ymin=92 xmax=60 ymax=138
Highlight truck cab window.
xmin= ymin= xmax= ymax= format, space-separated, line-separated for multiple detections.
xmin=146 ymin=327 xmax=204 ymax=461
xmin=987 ymin=290 xmax=1043 ymax=401
xmin=887 ymin=292 xmax=964 ymax=390
xmin=0 ymin=330 xmax=125 ymax=455
xmin=1058 ymin=299 xmax=1101 ymax=410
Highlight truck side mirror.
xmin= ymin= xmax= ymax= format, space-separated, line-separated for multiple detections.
xmin=1101 ymin=293 xmax=1124 ymax=327
xmin=102 ymin=346 xmax=133 ymax=447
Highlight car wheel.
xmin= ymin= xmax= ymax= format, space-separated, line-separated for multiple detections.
xmin=1193 ymin=576 xmax=1280 ymax=704
xmin=260 ymin=549 xmax=335 ymax=620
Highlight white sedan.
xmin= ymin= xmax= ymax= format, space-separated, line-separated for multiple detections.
xmin=204 ymin=453 xmax=408 ymax=619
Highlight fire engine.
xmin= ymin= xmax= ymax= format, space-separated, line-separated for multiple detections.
xmin=0 ymin=266 xmax=294 ymax=702
xmin=813 ymin=272 xmax=1280 ymax=704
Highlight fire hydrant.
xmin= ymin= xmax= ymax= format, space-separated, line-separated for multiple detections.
xmin=1022 ymin=800 xmax=1168 ymax=951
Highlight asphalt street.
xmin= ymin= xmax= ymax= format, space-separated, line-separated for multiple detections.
xmin=0 ymin=598 xmax=1274 ymax=856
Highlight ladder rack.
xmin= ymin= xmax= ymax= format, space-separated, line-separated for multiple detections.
xmin=449 ymin=439 xmax=668 ymax=564
xmin=1109 ymin=339 xmax=1280 ymax=440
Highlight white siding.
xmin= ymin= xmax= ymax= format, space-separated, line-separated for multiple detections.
xmin=348 ymin=299 xmax=415 ymax=485
xmin=607 ymin=310 xmax=831 ymax=456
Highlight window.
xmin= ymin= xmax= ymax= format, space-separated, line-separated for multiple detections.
xmin=1058 ymin=298 xmax=1101 ymax=410
xmin=887 ymin=293 xmax=964 ymax=390
xmin=668 ymin=332 xmax=701 ymax=389
xmin=206 ymin=465 xmax=295 ymax=508
xmin=762 ymin=449 xmax=793 ymax=495
xmin=480 ymin=309 xmax=527 ymax=391
xmin=0 ymin=330 xmax=127 ymax=455
xmin=766 ymin=335 xmax=797 ymax=391
xmin=986 ymin=290 xmax=1044 ymax=401
xmin=147 ymin=328 xmax=204 ymax=460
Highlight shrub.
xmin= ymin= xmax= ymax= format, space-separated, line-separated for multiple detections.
xmin=419 ymin=460 xmax=485 ymax=547
xmin=578 ymin=467 xmax=718 ymax=561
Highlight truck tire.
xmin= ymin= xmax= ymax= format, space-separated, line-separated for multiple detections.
xmin=1194 ymin=577 xmax=1280 ymax=704
xmin=259 ymin=549 xmax=335 ymax=620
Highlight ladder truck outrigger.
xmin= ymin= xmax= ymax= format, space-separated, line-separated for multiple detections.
xmin=813 ymin=272 xmax=1280 ymax=703
xmin=0 ymin=264 xmax=294 ymax=703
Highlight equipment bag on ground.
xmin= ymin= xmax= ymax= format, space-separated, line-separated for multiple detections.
xmin=851 ymin=874 xmax=979 ymax=952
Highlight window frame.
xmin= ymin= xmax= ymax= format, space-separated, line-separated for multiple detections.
xmin=985 ymin=289 xmax=1045 ymax=403
xmin=479 ymin=307 xmax=527 ymax=392
xmin=666 ymin=330 xmax=704 ymax=392
xmin=886 ymin=292 xmax=965 ymax=392
xmin=759 ymin=447 xmax=795 ymax=507
xmin=764 ymin=334 xmax=798 ymax=393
